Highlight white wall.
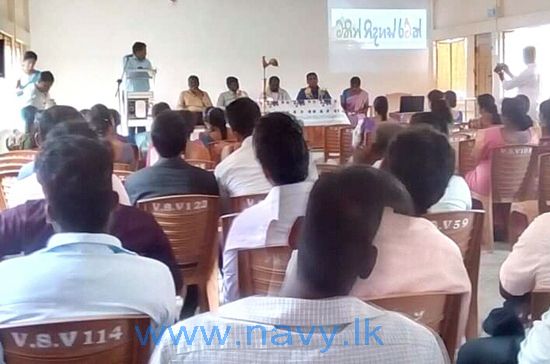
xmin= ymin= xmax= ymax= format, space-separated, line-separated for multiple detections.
xmin=28 ymin=0 xmax=433 ymax=110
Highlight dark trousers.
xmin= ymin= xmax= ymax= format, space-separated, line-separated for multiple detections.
xmin=457 ymin=336 xmax=523 ymax=364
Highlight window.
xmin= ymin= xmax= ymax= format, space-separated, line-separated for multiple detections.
xmin=0 ymin=31 xmax=26 ymax=131
xmin=436 ymin=38 xmax=467 ymax=98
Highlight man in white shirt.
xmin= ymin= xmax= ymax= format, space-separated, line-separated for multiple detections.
xmin=150 ymin=167 xmax=447 ymax=363
xmin=517 ymin=308 xmax=550 ymax=363
xmin=497 ymin=46 xmax=540 ymax=119
xmin=222 ymin=112 xmax=313 ymax=303
xmin=260 ymin=76 xmax=292 ymax=102
xmin=0 ymin=135 xmax=176 ymax=327
xmin=217 ymin=76 xmax=248 ymax=108
xmin=22 ymin=71 xmax=55 ymax=110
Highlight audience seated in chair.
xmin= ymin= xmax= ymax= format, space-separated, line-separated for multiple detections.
xmin=222 ymin=112 xmax=313 ymax=303
xmin=539 ymin=99 xmax=550 ymax=137
xmin=125 ymin=111 xmax=218 ymax=205
xmin=352 ymin=96 xmax=397 ymax=149
xmin=445 ymin=90 xmax=464 ymax=124
xmin=355 ymin=122 xmax=403 ymax=166
xmin=8 ymin=107 xmax=130 ymax=207
xmin=469 ymin=94 xmax=501 ymax=129
xmin=150 ymin=167 xmax=447 ymax=363
xmin=384 ymin=124 xmax=472 ymax=213
xmin=411 ymin=99 xmax=453 ymax=135
xmin=199 ymin=107 xmax=228 ymax=147
xmin=89 ymin=104 xmax=136 ymax=169
xmin=465 ymin=97 xmax=539 ymax=198
xmin=0 ymin=135 xmax=177 ymax=329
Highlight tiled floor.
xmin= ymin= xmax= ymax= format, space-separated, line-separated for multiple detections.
xmin=477 ymin=242 xmax=510 ymax=333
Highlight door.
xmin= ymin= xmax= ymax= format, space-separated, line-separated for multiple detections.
xmin=475 ymin=33 xmax=493 ymax=96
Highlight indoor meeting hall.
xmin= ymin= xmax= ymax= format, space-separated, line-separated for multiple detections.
xmin=0 ymin=0 xmax=549 ymax=363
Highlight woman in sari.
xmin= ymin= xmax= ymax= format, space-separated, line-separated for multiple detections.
xmin=341 ymin=76 xmax=369 ymax=127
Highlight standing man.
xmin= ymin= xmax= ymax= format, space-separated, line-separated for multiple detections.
xmin=260 ymin=76 xmax=291 ymax=102
xmin=217 ymin=76 xmax=248 ymax=108
xmin=16 ymin=51 xmax=40 ymax=98
xmin=297 ymin=72 xmax=331 ymax=102
xmin=496 ymin=46 xmax=540 ymax=118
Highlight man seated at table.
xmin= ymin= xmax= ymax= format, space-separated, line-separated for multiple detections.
xmin=222 ymin=112 xmax=313 ymax=303
xmin=297 ymin=72 xmax=331 ymax=102
xmin=217 ymin=76 xmax=248 ymax=108
xmin=125 ymin=110 xmax=219 ymax=205
xmin=0 ymin=135 xmax=177 ymax=327
xmin=150 ymin=167 xmax=447 ymax=363
xmin=260 ymin=76 xmax=291 ymax=102
xmin=177 ymin=75 xmax=212 ymax=125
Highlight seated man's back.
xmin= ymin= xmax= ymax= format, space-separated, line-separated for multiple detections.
xmin=0 ymin=135 xmax=176 ymax=328
xmin=124 ymin=110 xmax=218 ymax=204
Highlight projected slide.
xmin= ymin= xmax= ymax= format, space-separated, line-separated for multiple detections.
xmin=330 ymin=9 xmax=427 ymax=50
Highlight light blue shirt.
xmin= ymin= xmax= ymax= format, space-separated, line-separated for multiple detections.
xmin=123 ymin=56 xmax=153 ymax=92
xmin=16 ymin=161 xmax=34 ymax=180
xmin=0 ymin=233 xmax=177 ymax=327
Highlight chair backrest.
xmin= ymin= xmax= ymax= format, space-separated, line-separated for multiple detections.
xmin=238 ymin=246 xmax=293 ymax=298
xmin=229 ymin=194 xmax=267 ymax=213
xmin=0 ymin=150 xmax=37 ymax=161
xmin=538 ymin=153 xmax=550 ymax=214
xmin=339 ymin=126 xmax=353 ymax=164
xmin=186 ymin=159 xmax=215 ymax=171
xmin=0 ymin=170 xmax=19 ymax=211
xmin=458 ymin=139 xmax=476 ymax=177
xmin=113 ymin=162 xmax=133 ymax=171
xmin=531 ymin=290 xmax=550 ymax=321
xmin=137 ymin=195 xmax=219 ymax=286
xmin=0 ymin=315 xmax=151 ymax=364
xmin=369 ymin=292 xmax=462 ymax=361
xmin=315 ymin=163 xmax=341 ymax=176
xmin=491 ymin=145 xmax=535 ymax=203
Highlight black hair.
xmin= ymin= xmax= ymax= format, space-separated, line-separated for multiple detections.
xmin=151 ymin=110 xmax=190 ymax=158
xmin=23 ymin=51 xmax=38 ymax=61
xmin=254 ymin=112 xmax=309 ymax=185
xmin=430 ymin=99 xmax=453 ymax=133
xmin=515 ymin=95 xmax=530 ymax=115
xmin=205 ymin=107 xmax=227 ymax=140
xmin=350 ymin=76 xmax=361 ymax=86
xmin=444 ymin=90 xmax=457 ymax=108
xmin=428 ymin=89 xmax=444 ymax=106
xmin=38 ymin=71 xmax=54 ymax=84
xmin=151 ymin=102 xmax=171 ymax=118
xmin=540 ymin=99 xmax=550 ymax=129
xmin=370 ymin=123 xmax=403 ymax=157
xmin=109 ymin=109 xmax=121 ymax=127
xmin=46 ymin=121 xmax=98 ymax=141
xmin=226 ymin=76 xmax=238 ymax=85
xmin=21 ymin=106 xmax=38 ymax=134
xmin=477 ymin=94 xmax=501 ymax=125
xmin=306 ymin=72 xmax=318 ymax=79
xmin=373 ymin=96 xmax=389 ymax=121
xmin=501 ymin=98 xmax=533 ymax=131
xmin=132 ymin=42 xmax=146 ymax=54
xmin=188 ymin=75 xmax=199 ymax=82
xmin=225 ymin=98 xmax=260 ymax=138
xmin=36 ymin=105 xmax=86 ymax=141
xmin=384 ymin=125 xmax=455 ymax=215
xmin=89 ymin=104 xmax=113 ymax=138
xmin=410 ymin=112 xmax=448 ymax=135
xmin=297 ymin=166 xmax=413 ymax=296
xmin=35 ymin=135 xmax=114 ymax=232
xmin=268 ymin=76 xmax=280 ymax=83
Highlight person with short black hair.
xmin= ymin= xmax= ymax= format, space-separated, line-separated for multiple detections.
xmin=297 ymin=72 xmax=331 ymax=102
xmin=125 ymin=111 xmax=218 ymax=204
xmin=466 ymin=97 xmax=538 ymax=197
xmin=427 ymin=89 xmax=445 ymax=108
xmin=178 ymin=75 xmax=213 ymax=115
xmin=217 ymin=76 xmax=248 ymax=108
xmin=496 ymin=46 xmax=540 ymax=118
xmin=222 ymin=113 xmax=312 ymax=303
xmin=0 ymin=135 xmax=177 ymax=329
xmin=384 ymin=125 xmax=471 ymax=214
xmin=89 ymin=104 xmax=136 ymax=168
xmin=261 ymin=76 xmax=291 ymax=102
xmin=23 ymin=71 xmax=55 ymax=110
xmin=151 ymin=166 xmax=447 ymax=363
xmin=16 ymin=51 xmax=40 ymax=98
xmin=108 ymin=108 xmax=128 ymax=143
xmin=410 ymin=101 xmax=451 ymax=135
xmin=151 ymin=102 xmax=171 ymax=118
xmin=445 ymin=90 xmax=464 ymax=123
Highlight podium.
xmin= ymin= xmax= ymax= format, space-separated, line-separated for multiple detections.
xmin=120 ymin=69 xmax=155 ymax=133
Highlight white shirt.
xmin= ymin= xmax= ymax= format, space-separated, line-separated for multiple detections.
xmin=22 ymin=84 xmax=55 ymax=110
xmin=503 ymin=63 xmax=540 ymax=118
xmin=222 ymin=181 xmax=313 ymax=303
xmin=0 ymin=233 xmax=177 ymax=327
xmin=216 ymin=90 xmax=249 ymax=108
xmin=429 ymin=176 xmax=472 ymax=213
xmin=149 ymin=296 xmax=448 ymax=363
xmin=500 ymin=213 xmax=550 ymax=296
xmin=260 ymin=88 xmax=292 ymax=102
xmin=518 ymin=309 xmax=550 ymax=364
xmin=7 ymin=173 xmax=130 ymax=208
